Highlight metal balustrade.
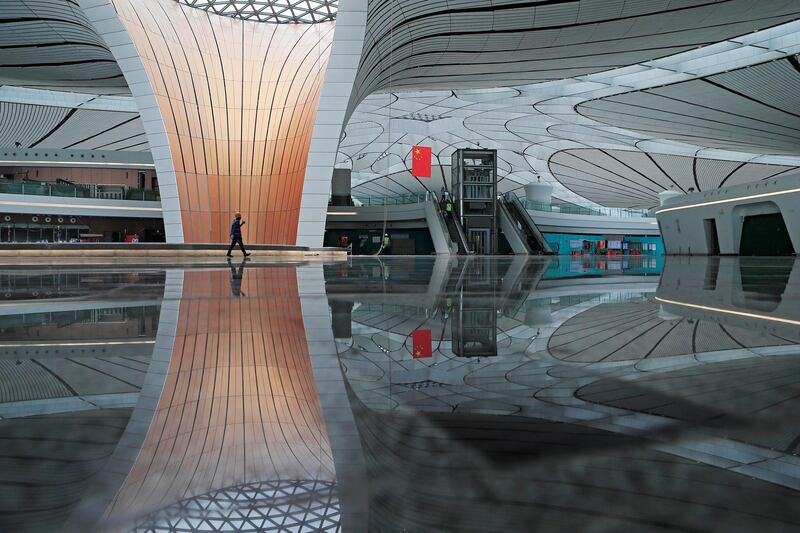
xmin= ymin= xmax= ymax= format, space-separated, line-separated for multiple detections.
xmin=523 ymin=199 xmax=652 ymax=218
xmin=349 ymin=192 xmax=430 ymax=206
xmin=0 ymin=179 xmax=160 ymax=202
xmin=338 ymin=192 xmax=653 ymax=218
xmin=339 ymin=192 xmax=653 ymax=218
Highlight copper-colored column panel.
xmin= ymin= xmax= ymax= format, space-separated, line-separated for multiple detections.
xmin=112 ymin=0 xmax=333 ymax=243
xmin=103 ymin=267 xmax=334 ymax=524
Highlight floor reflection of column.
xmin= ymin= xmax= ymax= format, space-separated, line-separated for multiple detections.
xmin=424 ymin=256 xmax=456 ymax=308
xmin=62 ymin=270 xmax=184 ymax=532
xmin=297 ymin=263 xmax=369 ymax=532
xmin=94 ymin=266 xmax=335 ymax=531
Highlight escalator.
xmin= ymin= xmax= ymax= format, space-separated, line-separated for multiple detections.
xmin=441 ymin=203 xmax=470 ymax=255
xmin=424 ymin=197 xmax=456 ymax=254
xmin=425 ymin=197 xmax=470 ymax=255
xmin=501 ymin=194 xmax=553 ymax=254
xmin=497 ymin=201 xmax=530 ymax=254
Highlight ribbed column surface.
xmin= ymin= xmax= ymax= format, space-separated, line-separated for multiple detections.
xmin=102 ymin=267 xmax=334 ymax=526
xmin=112 ymin=0 xmax=334 ymax=243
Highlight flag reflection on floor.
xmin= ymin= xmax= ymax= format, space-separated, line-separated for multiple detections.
xmin=412 ymin=329 xmax=432 ymax=358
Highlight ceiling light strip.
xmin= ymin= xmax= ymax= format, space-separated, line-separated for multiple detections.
xmin=655 ymin=187 xmax=800 ymax=214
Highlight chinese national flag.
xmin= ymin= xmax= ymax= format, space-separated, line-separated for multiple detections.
xmin=412 ymin=329 xmax=432 ymax=358
xmin=411 ymin=146 xmax=432 ymax=178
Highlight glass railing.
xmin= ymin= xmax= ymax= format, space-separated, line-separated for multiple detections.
xmin=124 ymin=189 xmax=161 ymax=201
xmin=340 ymin=192 xmax=654 ymax=218
xmin=0 ymin=180 xmax=160 ymax=202
xmin=523 ymin=199 xmax=652 ymax=218
xmin=349 ymin=193 xmax=429 ymax=206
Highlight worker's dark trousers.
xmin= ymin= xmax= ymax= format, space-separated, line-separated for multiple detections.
xmin=227 ymin=236 xmax=247 ymax=256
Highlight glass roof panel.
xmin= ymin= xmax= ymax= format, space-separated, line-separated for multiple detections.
xmin=176 ymin=0 xmax=338 ymax=24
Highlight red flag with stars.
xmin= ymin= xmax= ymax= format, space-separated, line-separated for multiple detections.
xmin=412 ymin=329 xmax=432 ymax=358
xmin=411 ymin=146 xmax=432 ymax=178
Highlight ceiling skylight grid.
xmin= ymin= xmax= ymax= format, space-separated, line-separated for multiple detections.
xmin=177 ymin=0 xmax=338 ymax=24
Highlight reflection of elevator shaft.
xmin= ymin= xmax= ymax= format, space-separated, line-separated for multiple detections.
xmin=447 ymin=258 xmax=498 ymax=357
xmin=451 ymin=294 xmax=497 ymax=357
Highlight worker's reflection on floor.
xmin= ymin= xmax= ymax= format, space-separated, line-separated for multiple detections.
xmin=228 ymin=258 xmax=247 ymax=297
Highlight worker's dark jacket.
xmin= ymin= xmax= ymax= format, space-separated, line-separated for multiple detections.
xmin=230 ymin=219 xmax=242 ymax=238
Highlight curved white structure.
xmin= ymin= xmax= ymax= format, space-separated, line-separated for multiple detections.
xmin=2 ymin=0 xmax=800 ymax=247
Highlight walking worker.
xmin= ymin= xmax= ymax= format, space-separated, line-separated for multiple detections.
xmin=382 ymin=233 xmax=392 ymax=255
xmin=445 ymin=198 xmax=454 ymax=219
xmin=227 ymin=211 xmax=251 ymax=258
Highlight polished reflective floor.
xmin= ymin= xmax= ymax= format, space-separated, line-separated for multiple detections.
xmin=1 ymin=256 xmax=800 ymax=532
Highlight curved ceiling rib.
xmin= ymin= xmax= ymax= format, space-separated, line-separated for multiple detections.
xmin=4 ymin=0 xmax=800 ymax=212
xmin=0 ymin=101 xmax=148 ymax=152
xmin=548 ymin=149 xmax=798 ymax=208
xmin=339 ymin=1 xmax=800 ymax=209
xmin=576 ymin=58 xmax=800 ymax=157
xmin=0 ymin=0 xmax=128 ymax=94
xmin=351 ymin=0 xmax=800 ymax=102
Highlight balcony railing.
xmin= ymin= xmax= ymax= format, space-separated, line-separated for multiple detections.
xmin=349 ymin=193 xmax=429 ymax=206
xmin=524 ymin=199 xmax=652 ymax=218
xmin=338 ymin=191 xmax=653 ymax=218
xmin=0 ymin=180 xmax=160 ymax=202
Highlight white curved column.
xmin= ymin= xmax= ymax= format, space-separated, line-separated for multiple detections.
xmin=76 ymin=0 xmax=184 ymax=243
xmin=296 ymin=0 xmax=368 ymax=247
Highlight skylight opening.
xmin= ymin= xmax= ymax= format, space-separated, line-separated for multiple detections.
xmin=176 ymin=0 xmax=338 ymax=24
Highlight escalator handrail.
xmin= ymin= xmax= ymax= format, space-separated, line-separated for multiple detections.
xmin=450 ymin=212 xmax=471 ymax=254
xmin=436 ymin=198 xmax=470 ymax=254
xmin=497 ymin=199 xmax=532 ymax=253
xmin=447 ymin=216 xmax=468 ymax=255
xmin=507 ymin=199 xmax=538 ymax=246
xmin=505 ymin=193 xmax=553 ymax=254
xmin=429 ymin=197 xmax=458 ymax=254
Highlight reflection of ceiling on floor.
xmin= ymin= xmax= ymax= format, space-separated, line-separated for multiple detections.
xmin=336 ymin=275 xmax=800 ymax=507
xmin=0 ymin=409 xmax=132 ymax=533
xmin=548 ymin=301 xmax=793 ymax=362
xmin=131 ymin=479 xmax=341 ymax=533
xmin=0 ymin=271 xmax=166 ymax=302
xmin=578 ymin=354 xmax=800 ymax=452
xmin=351 ymin=394 xmax=800 ymax=533
xmin=0 ymin=354 xmax=150 ymax=404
